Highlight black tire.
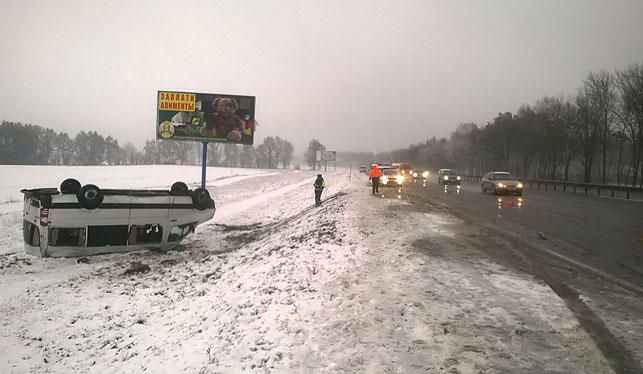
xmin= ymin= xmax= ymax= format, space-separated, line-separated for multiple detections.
xmin=170 ymin=181 xmax=189 ymax=195
xmin=517 ymin=191 xmax=523 ymax=197
xmin=60 ymin=178 xmax=81 ymax=194
xmin=77 ymin=184 xmax=103 ymax=210
xmin=481 ymin=184 xmax=486 ymax=193
xmin=191 ymin=188 xmax=212 ymax=211
xmin=492 ymin=186 xmax=498 ymax=195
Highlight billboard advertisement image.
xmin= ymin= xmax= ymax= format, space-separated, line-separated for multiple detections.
xmin=156 ymin=91 xmax=256 ymax=145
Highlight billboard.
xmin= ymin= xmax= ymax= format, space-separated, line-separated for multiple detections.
xmin=320 ymin=151 xmax=336 ymax=162
xmin=156 ymin=91 xmax=256 ymax=145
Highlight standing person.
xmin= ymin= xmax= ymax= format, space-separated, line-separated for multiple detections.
xmin=314 ymin=174 xmax=326 ymax=206
xmin=369 ymin=164 xmax=381 ymax=194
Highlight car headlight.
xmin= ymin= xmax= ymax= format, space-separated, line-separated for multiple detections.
xmin=396 ymin=175 xmax=404 ymax=184
xmin=444 ymin=176 xmax=449 ymax=180
xmin=497 ymin=183 xmax=504 ymax=188
xmin=457 ymin=176 xmax=461 ymax=180
xmin=413 ymin=172 xmax=418 ymax=177
xmin=422 ymin=171 xmax=429 ymax=178
xmin=517 ymin=182 xmax=523 ymax=188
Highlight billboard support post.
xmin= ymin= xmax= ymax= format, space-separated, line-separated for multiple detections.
xmin=201 ymin=141 xmax=208 ymax=188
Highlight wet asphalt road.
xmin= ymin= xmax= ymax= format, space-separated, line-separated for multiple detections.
xmin=391 ymin=178 xmax=643 ymax=291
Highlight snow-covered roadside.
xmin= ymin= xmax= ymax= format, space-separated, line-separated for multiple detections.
xmin=0 ymin=168 xmax=352 ymax=373
xmin=286 ymin=183 xmax=611 ymax=373
xmin=0 ymin=168 xmax=612 ymax=373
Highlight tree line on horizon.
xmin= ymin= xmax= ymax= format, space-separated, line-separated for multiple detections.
xmin=340 ymin=63 xmax=643 ymax=187
xmin=0 ymin=121 xmax=295 ymax=170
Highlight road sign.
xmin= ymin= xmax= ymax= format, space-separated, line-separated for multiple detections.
xmin=321 ymin=151 xmax=336 ymax=162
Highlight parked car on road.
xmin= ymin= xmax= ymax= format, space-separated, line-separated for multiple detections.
xmin=481 ymin=171 xmax=524 ymax=196
xmin=437 ymin=169 xmax=462 ymax=185
xmin=21 ymin=179 xmax=215 ymax=257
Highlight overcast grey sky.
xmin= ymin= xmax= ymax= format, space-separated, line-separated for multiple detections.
xmin=1 ymin=0 xmax=642 ymax=154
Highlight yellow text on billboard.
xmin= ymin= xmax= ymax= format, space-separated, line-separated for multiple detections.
xmin=158 ymin=92 xmax=196 ymax=111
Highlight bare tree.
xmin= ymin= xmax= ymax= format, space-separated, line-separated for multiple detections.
xmin=174 ymin=142 xmax=195 ymax=165
xmin=255 ymin=143 xmax=269 ymax=168
xmin=122 ymin=142 xmax=141 ymax=165
xmin=55 ymin=132 xmax=74 ymax=165
xmin=104 ymin=136 xmax=120 ymax=165
xmin=582 ymin=71 xmax=617 ymax=183
xmin=207 ymin=143 xmax=222 ymax=166
xmin=143 ymin=140 xmax=160 ymax=164
xmin=279 ymin=140 xmax=294 ymax=169
xmin=223 ymin=144 xmax=240 ymax=167
xmin=575 ymin=91 xmax=600 ymax=182
xmin=560 ymin=98 xmax=579 ymax=181
xmin=239 ymin=145 xmax=254 ymax=168
xmin=615 ymin=63 xmax=643 ymax=186
xmin=305 ymin=139 xmax=325 ymax=170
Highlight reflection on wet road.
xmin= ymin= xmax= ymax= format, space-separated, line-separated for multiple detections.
xmin=442 ymin=184 xmax=461 ymax=195
xmin=496 ymin=196 xmax=524 ymax=210
xmin=403 ymin=178 xmax=643 ymax=290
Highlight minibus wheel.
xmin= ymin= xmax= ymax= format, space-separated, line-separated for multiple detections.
xmin=192 ymin=188 xmax=211 ymax=211
xmin=60 ymin=178 xmax=81 ymax=194
xmin=77 ymin=184 xmax=104 ymax=209
xmin=171 ymin=181 xmax=189 ymax=195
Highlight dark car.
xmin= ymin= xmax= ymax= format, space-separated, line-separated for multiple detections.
xmin=437 ymin=169 xmax=462 ymax=185
xmin=411 ymin=169 xmax=430 ymax=181
xmin=481 ymin=171 xmax=524 ymax=196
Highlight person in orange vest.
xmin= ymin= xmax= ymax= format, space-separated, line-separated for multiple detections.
xmin=368 ymin=164 xmax=382 ymax=194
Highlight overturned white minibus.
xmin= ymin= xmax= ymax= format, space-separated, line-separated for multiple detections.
xmin=21 ymin=179 xmax=215 ymax=257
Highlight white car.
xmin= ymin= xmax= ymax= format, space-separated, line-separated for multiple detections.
xmin=21 ymin=179 xmax=215 ymax=257
xmin=380 ymin=168 xmax=405 ymax=186
xmin=481 ymin=171 xmax=524 ymax=196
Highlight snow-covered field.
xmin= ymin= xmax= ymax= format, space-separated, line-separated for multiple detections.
xmin=0 ymin=166 xmax=611 ymax=373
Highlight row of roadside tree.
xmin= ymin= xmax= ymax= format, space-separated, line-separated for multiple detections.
xmin=341 ymin=63 xmax=643 ymax=187
xmin=0 ymin=121 xmax=295 ymax=169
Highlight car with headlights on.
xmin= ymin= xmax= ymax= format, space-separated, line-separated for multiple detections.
xmin=380 ymin=168 xmax=406 ymax=187
xmin=437 ymin=169 xmax=462 ymax=185
xmin=411 ymin=169 xmax=430 ymax=181
xmin=481 ymin=171 xmax=524 ymax=196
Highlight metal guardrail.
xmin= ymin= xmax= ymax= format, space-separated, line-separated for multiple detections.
xmin=461 ymin=175 xmax=643 ymax=200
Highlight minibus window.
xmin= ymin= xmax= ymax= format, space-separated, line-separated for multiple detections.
xmin=128 ymin=225 xmax=163 ymax=244
xmin=49 ymin=228 xmax=85 ymax=247
xmin=23 ymin=221 xmax=40 ymax=246
xmin=87 ymin=225 xmax=128 ymax=247
xmin=168 ymin=223 xmax=195 ymax=242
